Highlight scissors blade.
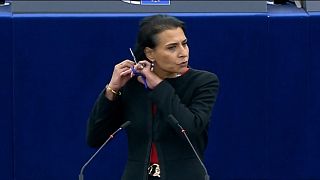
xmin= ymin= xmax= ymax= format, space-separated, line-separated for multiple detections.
xmin=129 ymin=48 xmax=137 ymax=64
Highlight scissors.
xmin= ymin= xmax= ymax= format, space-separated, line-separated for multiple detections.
xmin=129 ymin=48 xmax=148 ymax=89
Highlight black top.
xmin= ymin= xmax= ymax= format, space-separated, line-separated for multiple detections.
xmin=87 ymin=68 xmax=219 ymax=180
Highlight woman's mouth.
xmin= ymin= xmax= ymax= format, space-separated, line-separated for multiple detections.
xmin=179 ymin=61 xmax=188 ymax=67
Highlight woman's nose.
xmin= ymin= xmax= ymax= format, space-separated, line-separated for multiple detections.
xmin=178 ymin=45 xmax=188 ymax=57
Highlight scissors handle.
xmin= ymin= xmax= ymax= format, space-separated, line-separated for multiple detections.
xmin=131 ymin=67 xmax=148 ymax=89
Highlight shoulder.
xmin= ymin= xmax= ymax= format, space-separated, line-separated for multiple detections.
xmin=187 ymin=68 xmax=219 ymax=85
xmin=189 ymin=69 xmax=218 ymax=78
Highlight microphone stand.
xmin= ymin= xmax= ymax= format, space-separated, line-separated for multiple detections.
xmin=79 ymin=121 xmax=131 ymax=180
xmin=169 ymin=115 xmax=210 ymax=180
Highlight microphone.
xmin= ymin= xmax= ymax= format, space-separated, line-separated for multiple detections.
xmin=79 ymin=121 xmax=131 ymax=180
xmin=168 ymin=115 xmax=210 ymax=180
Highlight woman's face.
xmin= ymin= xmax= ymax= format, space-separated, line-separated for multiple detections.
xmin=148 ymin=27 xmax=189 ymax=78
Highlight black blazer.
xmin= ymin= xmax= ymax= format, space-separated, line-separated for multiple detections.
xmin=87 ymin=68 xmax=219 ymax=180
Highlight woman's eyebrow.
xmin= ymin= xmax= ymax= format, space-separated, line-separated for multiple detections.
xmin=165 ymin=42 xmax=178 ymax=47
xmin=165 ymin=39 xmax=188 ymax=46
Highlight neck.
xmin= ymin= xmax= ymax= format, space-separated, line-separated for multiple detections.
xmin=155 ymin=67 xmax=188 ymax=79
xmin=157 ymin=72 xmax=181 ymax=79
xmin=167 ymin=72 xmax=182 ymax=78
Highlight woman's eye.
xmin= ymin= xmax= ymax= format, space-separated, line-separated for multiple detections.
xmin=168 ymin=46 xmax=176 ymax=50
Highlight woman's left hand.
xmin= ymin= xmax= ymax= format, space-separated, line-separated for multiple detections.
xmin=133 ymin=60 xmax=162 ymax=89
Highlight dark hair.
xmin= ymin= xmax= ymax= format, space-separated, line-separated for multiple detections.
xmin=133 ymin=14 xmax=186 ymax=61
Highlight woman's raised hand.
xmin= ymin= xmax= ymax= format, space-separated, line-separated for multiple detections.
xmin=134 ymin=60 xmax=162 ymax=89
xmin=108 ymin=59 xmax=135 ymax=92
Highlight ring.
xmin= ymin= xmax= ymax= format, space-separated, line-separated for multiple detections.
xmin=138 ymin=63 xmax=146 ymax=68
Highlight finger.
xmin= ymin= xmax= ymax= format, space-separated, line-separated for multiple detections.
xmin=138 ymin=60 xmax=150 ymax=66
xmin=138 ymin=60 xmax=151 ymax=70
xmin=137 ymin=76 xmax=144 ymax=84
xmin=123 ymin=59 xmax=135 ymax=64
xmin=117 ymin=60 xmax=135 ymax=68
xmin=120 ymin=68 xmax=132 ymax=77
xmin=134 ymin=63 xmax=145 ymax=71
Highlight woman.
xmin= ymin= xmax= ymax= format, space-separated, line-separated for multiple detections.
xmin=87 ymin=14 xmax=219 ymax=180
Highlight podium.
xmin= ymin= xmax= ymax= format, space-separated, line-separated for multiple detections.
xmin=303 ymin=0 xmax=320 ymax=11
xmin=11 ymin=1 xmax=266 ymax=13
